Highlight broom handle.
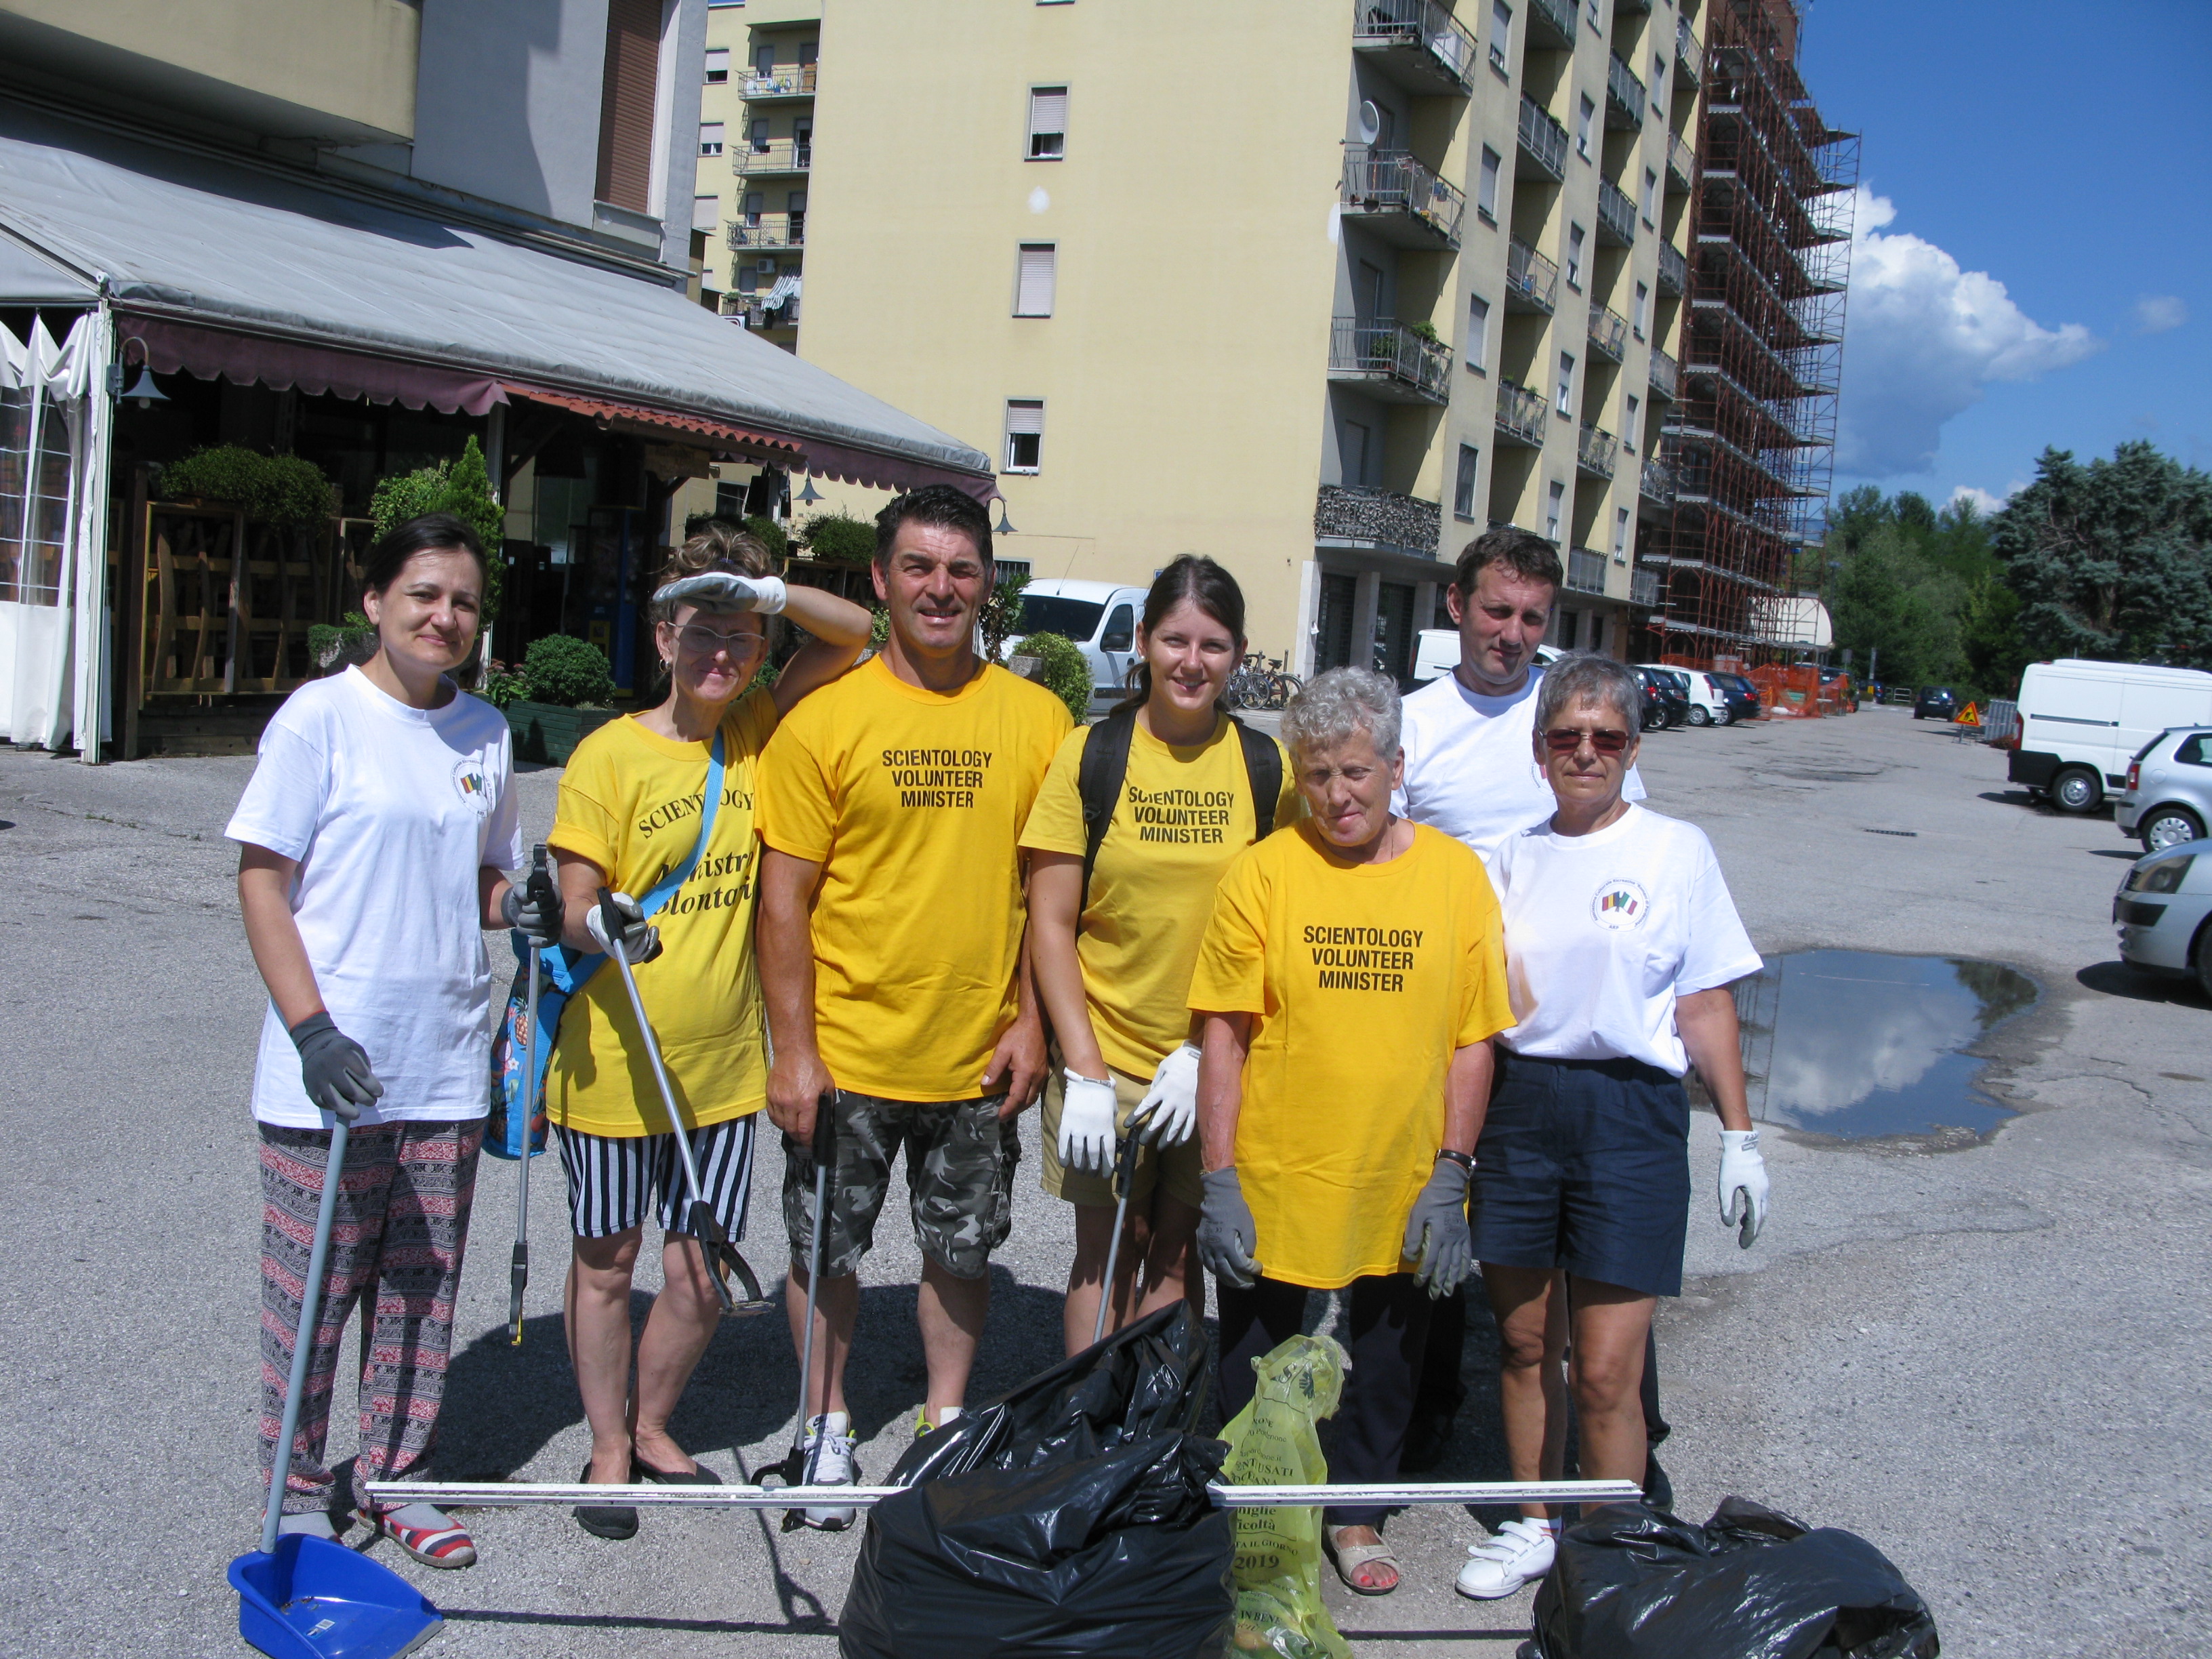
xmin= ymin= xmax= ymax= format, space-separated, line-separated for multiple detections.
xmin=262 ymin=1119 xmax=351 ymax=1556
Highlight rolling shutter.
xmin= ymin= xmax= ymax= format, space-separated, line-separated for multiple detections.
xmin=1015 ymin=244 xmax=1056 ymax=316
xmin=596 ymin=0 xmax=663 ymax=212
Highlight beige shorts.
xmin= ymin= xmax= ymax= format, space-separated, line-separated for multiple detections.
xmin=1038 ymin=1055 xmax=1206 ymax=1210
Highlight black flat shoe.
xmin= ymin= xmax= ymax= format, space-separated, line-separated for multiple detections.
xmin=635 ymin=1458 xmax=721 ymax=1486
xmin=573 ymin=1460 xmax=638 ymax=1540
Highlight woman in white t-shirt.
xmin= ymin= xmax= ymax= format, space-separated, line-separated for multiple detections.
xmin=1454 ymin=652 xmax=1770 ymax=1603
xmin=226 ymin=513 xmax=542 ymax=1572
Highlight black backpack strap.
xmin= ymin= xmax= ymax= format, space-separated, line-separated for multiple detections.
xmin=1231 ymin=716 xmax=1283 ymax=840
xmin=1076 ymin=708 xmax=1139 ymax=909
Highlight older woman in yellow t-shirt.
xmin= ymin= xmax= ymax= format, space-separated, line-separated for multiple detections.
xmin=1189 ymin=666 xmax=1512 ymax=1598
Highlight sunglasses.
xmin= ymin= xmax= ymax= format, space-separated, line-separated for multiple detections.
xmin=670 ymin=623 xmax=766 ymax=657
xmin=1541 ymin=726 xmax=1632 ymax=756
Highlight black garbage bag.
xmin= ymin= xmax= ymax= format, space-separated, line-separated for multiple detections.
xmin=1531 ymin=1498 xmax=1940 ymax=1659
xmin=838 ymin=1305 xmax=1235 ymax=1659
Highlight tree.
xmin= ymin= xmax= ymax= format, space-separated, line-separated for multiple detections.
xmin=1991 ymin=442 xmax=2212 ymax=668
xmin=1826 ymin=523 xmax=1959 ymax=686
xmin=371 ymin=435 xmax=506 ymax=619
xmin=1959 ymin=575 xmax=2030 ymax=697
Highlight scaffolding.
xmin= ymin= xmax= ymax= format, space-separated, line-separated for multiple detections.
xmin=1639 ymin=0 xmax=1858 ymax=670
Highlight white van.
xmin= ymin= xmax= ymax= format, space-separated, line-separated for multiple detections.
xmin=1411 ymin=630 xmax=1558 ymax=683
xmin=1004 ymin=578 xmax=1151 ymax=712
xmin=2009 ymin=659 xmax=2212 ymax=813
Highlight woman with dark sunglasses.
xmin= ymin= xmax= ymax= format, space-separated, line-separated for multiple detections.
xmin=1455 ymin=651 xmax=1769 ymax=1603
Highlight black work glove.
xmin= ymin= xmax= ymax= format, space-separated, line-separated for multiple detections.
xmin=500 ymin=866 xmax=563 ymax=945
xmin=289 ymin=1012 xmax=386 ymax=1124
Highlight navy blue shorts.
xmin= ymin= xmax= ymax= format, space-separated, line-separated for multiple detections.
xmin=1469 ymin=1050 xmax=1691 ymax=1298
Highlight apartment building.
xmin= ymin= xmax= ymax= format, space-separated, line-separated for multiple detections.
xmin=743 ymin=0 xmax=1701 ymax=676
xmin=693 ymin=0 xmax=817 ymax=340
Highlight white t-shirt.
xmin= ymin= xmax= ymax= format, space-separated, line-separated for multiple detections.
xmin=1393 ymin=665 xmax=1647 ymax=874
xmin=225 ymin=667 xmax=523 ymax=1128
xmin=1490 ymin=804 xmax=1761 ymax=1076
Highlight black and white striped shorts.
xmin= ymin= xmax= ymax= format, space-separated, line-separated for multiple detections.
xmin=554 ymin=1113 xmax=757 ymax=1241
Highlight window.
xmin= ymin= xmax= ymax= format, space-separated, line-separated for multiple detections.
xmin=1454 ymin=444 xmax=1481 ymax=520
xmin=1027 ymin=86 xmax=1069 ymax=159
xmin=1633 ymin=280 xmax=1650 ymax=337
xmin=596 ymin=0 xmax=664 ymax=211
xmin=704 ymin=47 xmax=730 ymax=84
xmin=1467 ymin=293 xmax=1491 ymax=371
xmin=1477 ymin=146 xmax=1501 ymax=220
xmin=1566 ymin=223 xmax=1585 ymax=288
xmin=800 ymin=40 xmax=817 ymax=68
xmin=1556 ymin=351 xmax=1575 ymax=416
xmin=755 ymin=43 xmax=775 ymax=76
xmin=1624 ymin=392 xmax=1640 ymax=451
xmin=1490 ymin=0 xmax=1511 ymax=70
xmin=1642 ymin=167 xmax=1658 ymax=224
xmin=1546 ymin=479 xmax=1565 ymax=541
xmin=748 ymin=117 xmax=770 ymax=151
xmin=693 ymin=194 xmax=719 ymax=232
xmin=743 ymin=191 xmax=762 ymax=226
xmin=1654 ymin=52 xmax=1667 ymax=89
xmin=1576 ymin=94 xmax=1595 ymax=159
xmin=1015 ymin=243 xmax=1057 ymax=316
xmin=1101 ymin=604 xmax=1135 ymax=651
xmin=1004 ymin=400 xmax=1045 ymax=472
xmin=698 ymin=122 xmax=725 ymax=157
xmin=1614 ymin=507 xmax=1631 ymax=557
xmin=1587 ymin=0 xmax=1601 ymax=24
xmin=1344 ymin=419 xmax=1373 ymax=485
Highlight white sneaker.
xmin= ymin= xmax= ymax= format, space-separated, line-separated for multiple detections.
xmin=799 ymin=1411 xmax=858 ymax=1531
xmin=1456 ymin=1518 xmax=1556 ymax=1599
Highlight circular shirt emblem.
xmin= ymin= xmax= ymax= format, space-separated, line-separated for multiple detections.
xmin=1590 ymin=877 xmax=1650 ymax=930
xmin=452 ymin=756 xmax=493 ymax=815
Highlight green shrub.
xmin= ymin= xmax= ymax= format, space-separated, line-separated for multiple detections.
xmin=159 ymin=447 xmax=334 ymax=525
xmin=521 ymin=634 xmax=614 ymax=708
xmin=1018 ymin=631 xmax=1093 ymax=724
xmin=371 ymin=436 xmax=507 ymax=619
xmin=798 ymin=510 xmax=876 ymax=565
xmin=306 ymin=609 xmax=375 ymax=672
xmin=743 ymin=514 xmax=790 ymax=565
xmin=980 ymin=570 xmax=1030 ymax=664
xmin=479 ymin=661 xmax=532 ymax=708
xmin=867 ymin=607 xmax=891 ymax=652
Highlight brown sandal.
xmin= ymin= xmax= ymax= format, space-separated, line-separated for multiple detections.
xmin=1324 ymin=1525 xmax=1401 ymax=1596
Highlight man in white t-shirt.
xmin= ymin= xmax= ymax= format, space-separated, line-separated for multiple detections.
xmin=1392 ymin=527 xmax=1669 ymax=1499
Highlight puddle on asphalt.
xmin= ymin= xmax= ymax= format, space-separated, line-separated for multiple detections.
xmin=1733 ymin=951 xmax=2038 ymax=1139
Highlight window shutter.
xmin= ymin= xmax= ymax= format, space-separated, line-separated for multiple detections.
xmin=1015 ymin=244 xmax=1057 ymax=316
xmin=693 ymin=194 xmax=718 ymax=232
xmin=1028 ymin=87 xmax=1069 ymax=146
xmin=1005 ymin=400 xmax=1046 ymax=435
xmin=704 ymin=47 xmax=730 ymax=81
xmin=596 ymin=0 xmax=663 ymax=212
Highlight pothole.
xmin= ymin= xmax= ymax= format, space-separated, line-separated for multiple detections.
xmin=1771 ymin=766 xmax=1885 ymax=783
xmin=1732 ymin=951 xmax=2038 ymax=1139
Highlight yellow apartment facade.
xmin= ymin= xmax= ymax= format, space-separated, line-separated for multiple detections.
xmin=703 ymin=0 xmax=1700 ymax=676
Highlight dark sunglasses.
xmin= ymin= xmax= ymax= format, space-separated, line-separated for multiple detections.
xmin=1541 ymin=726 xmax=1631 ymax=756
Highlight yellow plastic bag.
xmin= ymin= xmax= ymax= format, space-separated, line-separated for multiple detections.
xmin=1218 ymin=1333 xmax=1353 ymax=1659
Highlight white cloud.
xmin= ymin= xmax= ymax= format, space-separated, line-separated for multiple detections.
xmin=1837 ymin=187 xmax=2102 ymax=478
xmin=2132 ymin=295 xmax=2188 ymax=335
xmin=1948 ymin=485 xmax=2010 ymax=516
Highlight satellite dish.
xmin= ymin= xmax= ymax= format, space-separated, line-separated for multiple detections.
xmin=1357 ymin=100 xmax=1382 ymax=146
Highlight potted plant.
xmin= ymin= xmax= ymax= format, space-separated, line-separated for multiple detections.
xmin=504 ymin=635 xmax=620 ymax=764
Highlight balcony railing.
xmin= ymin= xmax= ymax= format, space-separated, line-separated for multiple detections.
xmin=1675 ymin=18 xmax=1701 ymax=86
xmin=1648 ymin=345 xmax=1679 ymax=399
xmin=1349 ymin=0 xmax=1477 ymax=96
xmin=1665 ymin=129 xmax=1696 ymax=192
xmin=1596 ymin=176 xmax=1637 ymax=246
xmin=1566 ymin=547 xmax=1608 ymax=595
xmin=1340 ymin=146 xmax=1467 ymax=249
xmin=1605 ymin=52 xmax=1646 ymax=129
xmin=1505 ymin=237 xmax=1559 ymax=314
xmin=1578 ymin=425 xmax=1620 ymax=478
xmin=1631 ymin=566 xmax=1661 ymax=607
xmin=1657 ymin=241 xmax=1687 ymax=297
xmin=743 ymin=64 xmax=817 ymax=98
xmin=1639 ymin=457 xmax=1677 ymax=506
xmin=1328 ymin=319 xmax=1452 ymax=405
xmin=728 ymin=211 xmax=804 ymax=249
xmin=737 ymin=137 xmax=811 ymax=174
xmin=1527 ymin=0 xmax=1577 ymax=51
xmin=1517 ymin=95 xmax=1569 ymax=183
xmin=1314 ymin=484 xmax=1441 ymax=554
xmin=1588 ymin=300 xmax=1629 ymax=363
xmin=1495 ymin=379 xmax=1549 ymax=447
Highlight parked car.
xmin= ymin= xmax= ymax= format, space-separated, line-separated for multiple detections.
xmin=1633 ymin=665 xmax=1689 ymax=730
xmin=1410 ymin=632 xmax=1561 ymax=684
xmin=1635 ymin=663 xmax=1756 ymax=726
xmin=1004 ymin=578 xmax=1149 ymax=713
xmin=2116 ymin=727 xmax=2212 ymax=852
xmin=1714 ymin=672 xmax=1763 ymax=720
xmin=2113 ymin=840 xmax=2212 ymax=998
xmin=1913 ymin=685 xmax=1957 ymax=721
xmin=2009 ymin=658 xmax=2212 ymax=815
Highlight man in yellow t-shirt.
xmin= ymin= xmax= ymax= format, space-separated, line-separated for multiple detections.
xmin=756 ymin=485 xmax=1069 ymax=1526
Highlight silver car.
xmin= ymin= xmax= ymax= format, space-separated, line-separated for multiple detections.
xmin=2113 ymin=843 xmax=2212 ymax=996
xmin=2115 ymin=726 xmax=2212 ymax=852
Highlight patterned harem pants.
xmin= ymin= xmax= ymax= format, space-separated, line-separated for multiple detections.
xmin=258 ymin=1119 xmax=483 ymax=1514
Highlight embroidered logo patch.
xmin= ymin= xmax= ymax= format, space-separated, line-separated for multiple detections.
xmin=1591 ymin=878 xmax=1650 ymax=929
xmin=453 ymin=756 xmax=492 ymax=813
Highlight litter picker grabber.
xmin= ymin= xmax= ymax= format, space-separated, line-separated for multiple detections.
xmin=229 ymin=1120 xmax=443 ymax=1659
xmin=597 ymin=887 xmax=775 ymax=1317
xmin=762 ymin=1094 xmax=837 ymax=1528
xmin=1092 ymin=1120 xmax=1149 ymax=1347
xmin=511 ymin=844 xmax=552 ymax=1347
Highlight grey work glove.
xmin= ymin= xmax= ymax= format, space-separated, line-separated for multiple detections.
xmin=587 ymin=889 xmax=663 ymax=965
xmin=1198 ymin=1166 xmax=1261 ymax=1290
xmin=1402 ymin=1158 xmax=1473 ymax=1298
xmin=500 ymin=867 xmax=563 ymax=946
xmin=652 ymin=571 xmax=787 ymax=615
xmin=289 ymin=1012 xmax=385 ymax=1124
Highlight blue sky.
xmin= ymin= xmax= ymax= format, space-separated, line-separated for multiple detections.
xmin=1800 ymin=0 xmax=2211 ymax=510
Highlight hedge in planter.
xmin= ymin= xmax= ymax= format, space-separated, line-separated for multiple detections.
xmin=158 ymin=447 xmax=334 ymax=525
xmin=1017 ymin=630 xmax=1094 ymax=724
xmin=520 ymin=634 xmax=615 ymax=708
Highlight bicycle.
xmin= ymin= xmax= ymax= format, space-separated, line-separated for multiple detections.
xmin=1227 ymin=653 xmax=1302 ymax=712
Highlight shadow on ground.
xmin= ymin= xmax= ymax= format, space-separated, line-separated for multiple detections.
xmin=2075 ymin=960 xmax=2206 ymax=1008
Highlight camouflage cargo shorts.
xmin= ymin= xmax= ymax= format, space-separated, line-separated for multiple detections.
xmin=781 ymin=1089 xmax=1021 ymax=1281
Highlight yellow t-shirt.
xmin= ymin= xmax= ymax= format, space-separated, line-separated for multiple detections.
xmin=756 ymin=654 xmax=1072 ymax=1101
xmin=545 ymin=688 xmax=779 ymax=1137
xmin=1187 ymin=821 xmax=1513 ymax=1290
xmin=1020 ymin=714 xmax=1302 ymax=1076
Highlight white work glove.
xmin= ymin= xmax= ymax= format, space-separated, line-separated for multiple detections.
xmin=587 ymin=890 xmax=663 ymax=965
xmin=1719 ymin=1128 xmax=1769 ymax=1246
xmin=1057 ymin=1071 xmax=1118 ymax=1174
xmin=1130 ymin=1043 xmax=1201 ymax=1147
xmin=652 ymin=571 xmax=787 ymax=615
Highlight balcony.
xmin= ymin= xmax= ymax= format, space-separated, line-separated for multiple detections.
xmin=1657 ymin=241 xmax=1687 ymax=298
xmin=1494 ymin=379 xmax=1548 ymax=447
xmin=1631 ymin=565 xmax=1661 ymax=607
xmin=1505 ymin=237 xmax=1559 ymax=314
xmin=1588 ymin=300 xmax=1629 ymax=363
xmin=1328 ymin=319 xmax=1452 ymax=405
xmin=1596 ymin=176 xmax=1637 ymax=247
xmin=1527 ymin=0 xmax=1577 ymax=52
xmin=1675 ymin=18 xmax=1701 ymax=87
xmin=1578 ymin=425 xmax=1620 ymax=479
xmin=743 ymin=64 xmax=817 ymax=101
xmin=1350 ymin=0 xmax=1477 ymax=96
xmin=1340 ymin=146 xmax=1466 ymax=250
xmin=1516 ymin=95 xmax=1569 ymax=183
xmin=1605 ymin=52 xmax=1646 ymax=129
xmin=728 ymin=211 xmax=804 ymax=250
xmin=737 ymin=137 xmax=811 ymax=175
xmin=1648 ymin=345 xmax=1679 ymax=400
xmin=1615 ymin=0 xmax=1654 ymax=12
xmin=1566 ymin=547 xmax=1608 ymax=595
xmin=1665 ymin=129 xmax=1696 ymax=193
xmin=1315 ymin=485 xmax=1441 ymax=555
xmin=1639 ymin=456 xmax=1677 ymax=507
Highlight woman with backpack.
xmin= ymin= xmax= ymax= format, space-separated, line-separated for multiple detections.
xmin=1022 ymin=556 xmax=1299 ymax=1355
xmin=544 ymin=521 xmax=869 ymax=1539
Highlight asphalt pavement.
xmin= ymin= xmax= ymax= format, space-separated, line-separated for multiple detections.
xmin=0 ymin=704 xmax=2205 ymax=1656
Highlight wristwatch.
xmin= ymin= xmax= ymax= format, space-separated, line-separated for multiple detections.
xmin=1435 ymin=1149 xmax=1475 ymax=1173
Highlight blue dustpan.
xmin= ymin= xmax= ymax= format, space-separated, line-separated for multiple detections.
xmin=228 ymin=1536 xmax=441 ymax=1658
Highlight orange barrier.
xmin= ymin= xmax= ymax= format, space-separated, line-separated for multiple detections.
xmin=1746 ymin=663 xmax=1824 ymax=718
